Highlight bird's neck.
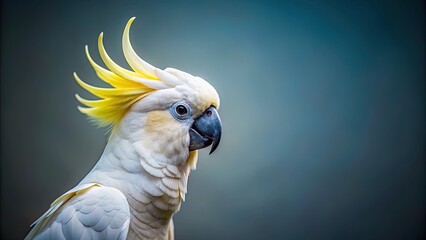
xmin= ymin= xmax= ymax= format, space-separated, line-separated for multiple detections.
xmin=80 ymin=120 xmax=198 ymax=239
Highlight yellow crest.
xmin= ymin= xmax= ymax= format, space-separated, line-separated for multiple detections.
xmin=75 ymin=17 xmax=167 ymax=127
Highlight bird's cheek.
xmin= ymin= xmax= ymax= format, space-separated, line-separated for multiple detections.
xmin=142 ymin=111 xmax=191 ymax=164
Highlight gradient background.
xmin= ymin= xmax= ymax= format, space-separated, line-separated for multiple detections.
xmin=1 ymin=0 xmax=425 ymax=239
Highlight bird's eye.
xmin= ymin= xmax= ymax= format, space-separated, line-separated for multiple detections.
xmin=170 ymin=102 xmax=192 ymax=121
xmin=176 ymin=105 xmax=188 ymax=116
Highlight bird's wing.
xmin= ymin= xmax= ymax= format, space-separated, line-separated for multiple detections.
xmin=25 ymin=183 xmax=130 ymax=240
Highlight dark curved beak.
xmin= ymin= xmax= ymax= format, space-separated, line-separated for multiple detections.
xmin=189 ymin=106 xmax=222 ymax=154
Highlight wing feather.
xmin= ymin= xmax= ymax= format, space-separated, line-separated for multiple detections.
xmin=26 ymin=184 xmax=130 ymax=240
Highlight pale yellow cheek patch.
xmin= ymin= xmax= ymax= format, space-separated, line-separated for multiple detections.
xmin=143 ymin=110 xmax=187 ymax=151
xmin=144 ymin=110 xmax=181 ymax=134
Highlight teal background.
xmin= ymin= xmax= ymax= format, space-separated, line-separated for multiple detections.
xmin=1 ymin=0 xmax=425 ymax=239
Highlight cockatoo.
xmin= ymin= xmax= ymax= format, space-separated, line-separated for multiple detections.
xmin=25 ymin=17 xmax=222 ymax=240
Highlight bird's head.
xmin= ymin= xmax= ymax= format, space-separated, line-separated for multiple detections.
xmin=75 ymin=17 xmax=221 ymax=166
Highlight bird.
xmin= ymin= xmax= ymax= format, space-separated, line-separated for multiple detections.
xmin=25 ymin=17 xmax=222 ymax=240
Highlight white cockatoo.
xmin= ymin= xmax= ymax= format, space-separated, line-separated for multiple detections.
xmin=25 ymin=17 xmax=222 ymax=240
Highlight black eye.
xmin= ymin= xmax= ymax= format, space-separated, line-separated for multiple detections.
xmin=170 ymin=102 xmax=192 ymax=121
xmin=176 ymin=105 xmax=188 ymax=116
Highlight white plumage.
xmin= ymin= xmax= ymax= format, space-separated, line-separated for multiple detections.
xmin=26 ymin=17 xmax=221 ymax=240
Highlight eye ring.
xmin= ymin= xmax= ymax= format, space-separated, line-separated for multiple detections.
xmin=170 ymin=102 xmax=192 ymax=121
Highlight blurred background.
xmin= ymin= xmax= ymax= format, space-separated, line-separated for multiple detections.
xmin=1 ymin=0 xmax=425 ymax=239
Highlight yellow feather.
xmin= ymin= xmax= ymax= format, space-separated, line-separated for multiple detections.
xmin=122 ymin=17 xmax=158 ymax=79
xmin=76 ymin=94 xmax=134 ymax=108
xmin=85 ymin=46 xmax=137 ymax=88
xmin=98 ymin=32 xmax=147 ymax=82
xmin=74 ymin=73 xmax=149 ymax=98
